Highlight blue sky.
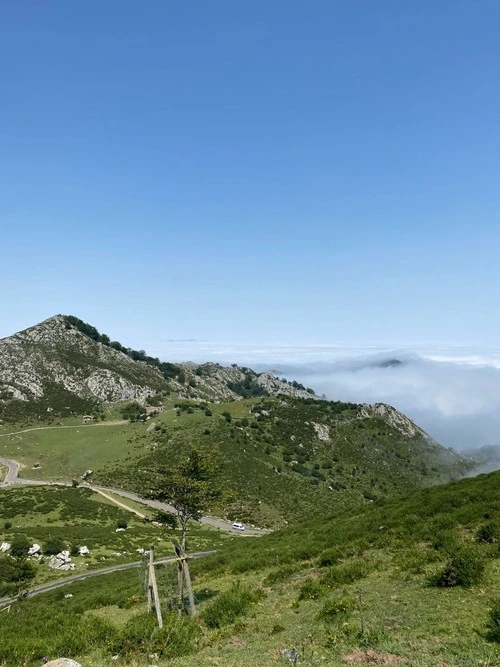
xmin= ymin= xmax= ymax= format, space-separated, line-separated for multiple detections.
xmin=2 ymin=1 xmax=499 ymax=351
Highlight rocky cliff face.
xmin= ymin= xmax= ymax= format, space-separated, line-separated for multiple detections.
xmin=0 ymin=316 xmax=317 ymax=420
xmin=0 ymin=316 xmax=166 ymax=410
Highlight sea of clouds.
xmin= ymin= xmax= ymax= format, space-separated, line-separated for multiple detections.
xmin=151 ymin=341 xmax=500 ymax=451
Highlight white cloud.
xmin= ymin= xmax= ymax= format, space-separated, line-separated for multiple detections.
xmin=148 ymin=340 xmax=500 ymax=449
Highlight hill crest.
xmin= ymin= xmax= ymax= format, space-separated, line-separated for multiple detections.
xmin=0 ymin=315 xmax=315 ymax=420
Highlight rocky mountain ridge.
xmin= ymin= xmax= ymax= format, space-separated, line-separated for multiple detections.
xmin=0 ymin=315 xmax=315 ymax=421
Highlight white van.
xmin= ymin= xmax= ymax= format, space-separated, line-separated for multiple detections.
xmin=232 ymin=522 xmax=245 ymax=531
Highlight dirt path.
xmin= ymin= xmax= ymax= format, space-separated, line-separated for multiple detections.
xmin=0 ymin=457 xmax=272 ymax=535
xmin=91 ymin=487 xmax=147 ymax=519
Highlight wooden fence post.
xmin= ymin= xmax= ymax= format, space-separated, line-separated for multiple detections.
xmin=148 ymin=546 xmax=163 ymax=629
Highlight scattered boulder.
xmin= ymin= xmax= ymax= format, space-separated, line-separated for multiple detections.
xmin=44 ymin=660 xmax=83 ymax=667
xmin=78 ymin=546 xmax=89 ymax=556
xmin=0 ymin=542 xmax=10 ymax=553
xmin=28 ymin=543 xmax=41 ymax=557
xmin=48 ymin=551 xmax=75 ymax=571
xmin=312 ymin=422 xmax=330 ymax=442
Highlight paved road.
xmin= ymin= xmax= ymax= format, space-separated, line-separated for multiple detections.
xmin=0 ymin=551 xmax=214 ymax=610
xmin=0 ymin=457 xmax=20 ymax=486
xmin=0 ymin=456 xmax=271 ymax=535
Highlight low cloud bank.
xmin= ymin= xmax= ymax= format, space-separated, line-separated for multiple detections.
xmin=259 ymin=352 xmax=500 ymax=450
xmin=153 ymin=340 xmax=500 ymax=451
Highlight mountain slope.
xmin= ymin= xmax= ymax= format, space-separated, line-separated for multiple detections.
xmin=0 ymin=315 xmax=315 ymax=421
xmin=2 ymin=468 xmax=499 ymax=666
xmin=0 ymin=316 xmax=168 ymax=420
xmin=97 ymin=395 xmax=473 ymax=527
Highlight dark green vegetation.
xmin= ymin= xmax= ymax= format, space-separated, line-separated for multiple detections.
xmin=0 ymin=485 xmax=227 ymax=595
xmin=64 ymin=314 xmax=186 ymax=384
xmin=99 ymin=396 xmax=472 ymax=527
xmin=4 ymin=470 xmax=500 ymax=666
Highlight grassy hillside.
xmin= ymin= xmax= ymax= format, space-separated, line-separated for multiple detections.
xmin=2 ymin=470 xmax=500 ymax=666
xmin=98 ymin=396 xmax=472 ymax=527
xmin=0 ymin=396 xmax=473 ymax=528
xmin=0 ymin=485 xmax=228 ymax=593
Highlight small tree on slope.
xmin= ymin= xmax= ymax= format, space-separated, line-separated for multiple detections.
xmin=149 ymin=446 xmax=227 ymax=551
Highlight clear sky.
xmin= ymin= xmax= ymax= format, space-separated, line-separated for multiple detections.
xmin=2 ymin=1 xmax=499 ymax=352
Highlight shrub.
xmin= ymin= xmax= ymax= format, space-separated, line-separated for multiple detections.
xmin=263 ymin=564 xmax=299 ymax=586
xmin=9 ymin=534 xmax=30 ymax=558
xmin=298 ymin=578 xmax=326 ymax=600
xmin=112 ymin=612 xmax=199 ymax=659
xmin=202 ymin=582 xmax=264 ymax=628
xmin=318 ymin=596 xmax=355 ymax=621
xmin=4 ymin=521 xmax=12 ymax=530
xmin=487 ymin=599 xmax=500 ymax=642
xmin=117 ymin=519 xmax=128 ymax=530
xmin=270 ymin=622 xmax=285 ymax=634
xmin=43 ymin=537 xmax=67 ymax=555
xmin=154 ymin=511 xmax=178 ymax=529
xmin=222 ymin=411 xmax=232 ymax=423
xmin=204 ymin=408 xmax=212 ymax=417
xmin=320 ymin=559 xmax=372 ymax=588
xmin=476 ymin=522 xmax=500 ymax=544
xmin=431 ymin=543 xmax=485 ymax=588
xmin=318 ymin=547 xmax=344 ymax=568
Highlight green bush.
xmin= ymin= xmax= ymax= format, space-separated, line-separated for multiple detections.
xmin=263 ymin=564 xmax=299 ymax=586
xmin=9 ymin=534 xmax=30 ymax=558
xmin=476 ymin=522 xmax=500 ymax=544
xmin=320 ymin=558 xmax=372 ymax=588
xmin=318 ymin=547 xmax=344 ymax=568
xmin=43 ymin=537 xmax=67 ymax=555
xmin=486 ymin=599 xmax=500 ymax=642
xmin=0 ymin=556 xmax=37 ymax=595
xmin=202 ymin=582 xmax=264 ymax=628
xmin=112 ymin=612 xmax=199 ymax=659
xmin=298 ymin=578 xmax=326 ymax=600
xmin=431 ymin=543 xmax=485 ymax=588
xmin=317 ymin=596 xmax=355 ymax=621
xmin=154 ymin=511 xmax=178 ymax=529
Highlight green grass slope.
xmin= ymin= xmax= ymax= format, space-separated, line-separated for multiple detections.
xmin=3 ymin=470 xmax=500 ymax=666
xmin=99 ymin=396 xmax=473 ymax=527
xmin=0 ymin=485 xmax=227 ymax=594
xmin=0 ymin=396 xmax=473 ymax=528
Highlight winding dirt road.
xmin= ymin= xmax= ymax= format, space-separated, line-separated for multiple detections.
xmin=0 ymin=455 xmax=271 ymax=535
